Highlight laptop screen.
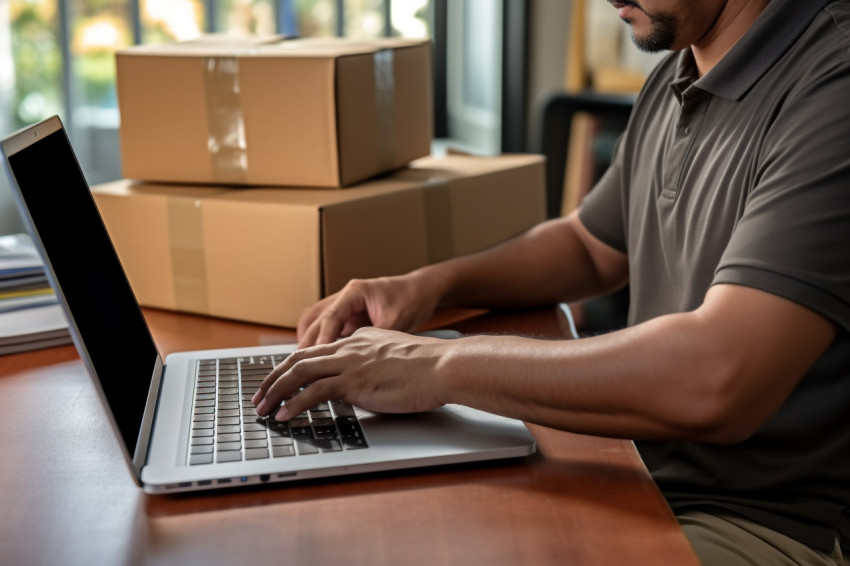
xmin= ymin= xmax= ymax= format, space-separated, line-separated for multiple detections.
xmin=7 ymin=126 xmax=158 ymax=457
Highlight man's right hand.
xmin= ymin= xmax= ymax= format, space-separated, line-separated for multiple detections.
xmin=296 ymin=271 xmax=442 ymax=347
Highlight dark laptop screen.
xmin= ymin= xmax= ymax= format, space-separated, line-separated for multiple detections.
xmin=8 ymin=128 xmax=158 ymax=457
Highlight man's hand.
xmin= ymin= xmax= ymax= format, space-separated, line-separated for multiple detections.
xmin=253 ymin=327 xmax=450 ymax=420
xmin=297 ymin=273 xmax=442 ymax=348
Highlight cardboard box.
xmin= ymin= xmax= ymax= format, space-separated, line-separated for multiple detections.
xmin=91 ymin=154 xmax=545 ymax=328
xmin=116 ymin=36 xmax=433 ymax=187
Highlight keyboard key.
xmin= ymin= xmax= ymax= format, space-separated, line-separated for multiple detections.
xmin=217 ymin=433 xmax=241 ymax=443
xmin=316 ymin=439 xmax=342 ymax=452
xmin=290 ymin=426 xmax=312 ymax=437
xmin=342 ymin=436 xmax=368 ymax=450
xmin=245 ymin=448 xmax=269 ymax=460
xmin=242 ymin=423 xmax=267 ymax=432
xmin=244 ymin=439 xmax=268 ymax=449
xmin=217 ymin=441 xmax=242 ymax=451
xmin=190 ymin=453 xmax=214 ymax=465
xmin=313 ymin=425 xmax=339 ymax=439
xmin=194 ymin=407 xmax=214 ymax=415
xmin=193 ymin=413 xmax=214 ymax=422
xmin=217 ymin=409 xmax=239 ymax=417
xmin=330 ymin=401 xmax=355 ymax=418
xmin=270 ymin=436 xmax=294 ymax=446
xmin=191 ymin=429 xmax=214 ymax=438
xmin=335 ymin=417 xmax=360 ymax=434
xmin=190 ymin=445 xmax=213 ymax=454
xmin=216 ymin=417 xmax=240 ymax=426
xmin=294 ymin=439 xmax=320 ymax=455
xmin=190 ymin=437 xmax=213 ymax=446
xmin=216 ymin=451 xmax=242 ymax=463
xmin=194 ymin=399 xmax=215 ymax=408
xmin=216 ymin=425 xmax=240 ymax=434
xmin=243 ymin=431 xmax=267 ymax=440
xmin=272 ymin=445 xmax=296 ymax=458
xmin=192 ymin=421 xmax=214 ymax=430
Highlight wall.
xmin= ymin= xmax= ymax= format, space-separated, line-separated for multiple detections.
xmin=526 ymin=0 xmax=571 ymax=153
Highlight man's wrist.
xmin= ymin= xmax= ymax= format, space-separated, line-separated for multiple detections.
xmin=407 ymin=263 xmax=456 ymax=308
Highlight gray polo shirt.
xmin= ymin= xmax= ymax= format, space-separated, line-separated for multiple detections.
xmin=579 ymin=0 xmax=850 ymax=552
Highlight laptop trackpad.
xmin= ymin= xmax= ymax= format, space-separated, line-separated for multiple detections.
xmin=358 ymin=408 xmax=535 ymax=452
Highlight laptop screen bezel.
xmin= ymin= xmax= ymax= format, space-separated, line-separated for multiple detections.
xmin=0 ymin=115 xmax=162 ymax=484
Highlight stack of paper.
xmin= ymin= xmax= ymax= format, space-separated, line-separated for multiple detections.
xmin=0 ymin=233 xmax=71 ymax=355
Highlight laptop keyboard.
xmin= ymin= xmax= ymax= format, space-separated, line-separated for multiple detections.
xmin=187 ymin=354 xmax=368 ymax=466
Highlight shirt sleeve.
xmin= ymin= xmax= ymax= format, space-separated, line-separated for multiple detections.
xmin=713 ymin=67 xmax=850 ymax=332
xmin=578 ymin=133 xmax=629 ymax=254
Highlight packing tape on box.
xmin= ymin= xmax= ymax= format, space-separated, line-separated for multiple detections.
xmin=421 ymin=179 xmax=455 ymax=263
xmin=168 ymin=198 xmax=211 ymax=313
xmin=203 ymin=56 xmax=248 ymax=184
xmin=374 ymin=48 xmax=396 ymax=172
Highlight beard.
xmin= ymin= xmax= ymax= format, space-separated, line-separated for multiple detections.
xmin=619 ymin=2 xmax=678 ymax=53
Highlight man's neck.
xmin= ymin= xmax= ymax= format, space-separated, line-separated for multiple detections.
xmin=692 ymin=0 xmax=771 ymax=76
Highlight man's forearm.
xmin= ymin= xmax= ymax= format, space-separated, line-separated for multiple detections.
xmin=433 ymin=285 xmax=836 ymax=444
xmin=410 ymin=213 xmax=628 ymax=310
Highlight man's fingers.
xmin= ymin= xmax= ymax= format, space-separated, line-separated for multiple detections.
xmin=273 ymin=379 xmax=342 ymax=422
xmin=254 ymin=352 xmax=342 ymax=417
xmin=252 ymin=344 xmax=332 ymax=406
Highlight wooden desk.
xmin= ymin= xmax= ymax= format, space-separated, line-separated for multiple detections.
xmin=0 ymin=307 xmax=699 ymax=565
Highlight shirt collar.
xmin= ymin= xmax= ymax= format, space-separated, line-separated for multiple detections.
xmin=671 ymin=0 xmax=833 ymax=100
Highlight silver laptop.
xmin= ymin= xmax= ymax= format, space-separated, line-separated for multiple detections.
xmin=1 ymin=116 xmax=536 ymax=493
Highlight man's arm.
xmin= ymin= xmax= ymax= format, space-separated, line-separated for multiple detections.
xmin=259 ymin=283 xmax=836 ymax=444
xmin=297 ymin=211 xmax=629 ymax=346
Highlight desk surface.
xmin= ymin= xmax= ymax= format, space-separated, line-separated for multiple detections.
xmin=0 ymin=307 xmax=699 ymax=565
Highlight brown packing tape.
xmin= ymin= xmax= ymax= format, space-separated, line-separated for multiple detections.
xmin=167 ymin=197 xmax=210 ymax=313
xmin=203 ymin=56 xmax=248 ymax=184
xmin=421 ymin=179 xmax=455 ymax=264
xmin=373 ymin=48 xmax=396 ymax=172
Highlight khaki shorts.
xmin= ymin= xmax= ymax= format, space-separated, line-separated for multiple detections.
xmin=677 ymin=509 xmax=847 ymax=566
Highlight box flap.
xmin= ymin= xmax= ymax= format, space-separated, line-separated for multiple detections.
xmin=117 ymin=36 xmax=428 ymax=59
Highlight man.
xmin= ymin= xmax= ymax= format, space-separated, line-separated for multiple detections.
xmin=254 ymin=1 xmax=850 ymax=563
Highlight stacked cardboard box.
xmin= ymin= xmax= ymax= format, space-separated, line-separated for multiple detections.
xmin=105 ymin=35 xmax=547 ymax=328
xmin=116 ymin=36 xmax=433 ymax=187
xmin=92 ymin=154 xmax=546 ymax=328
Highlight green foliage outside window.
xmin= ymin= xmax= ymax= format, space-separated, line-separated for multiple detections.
xmin=10 ymin=2 xmax=62 ymax=128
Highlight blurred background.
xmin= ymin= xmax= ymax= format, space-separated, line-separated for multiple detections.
xmin=0 ymin=0 xmax=659 ymax=238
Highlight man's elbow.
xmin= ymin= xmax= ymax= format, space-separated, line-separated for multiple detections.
xmin=673 ymin=365 xmax=769 ymax=446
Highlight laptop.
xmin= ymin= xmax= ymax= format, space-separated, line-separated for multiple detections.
xmin=1 ymin=116 xmax=536 ymax=493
